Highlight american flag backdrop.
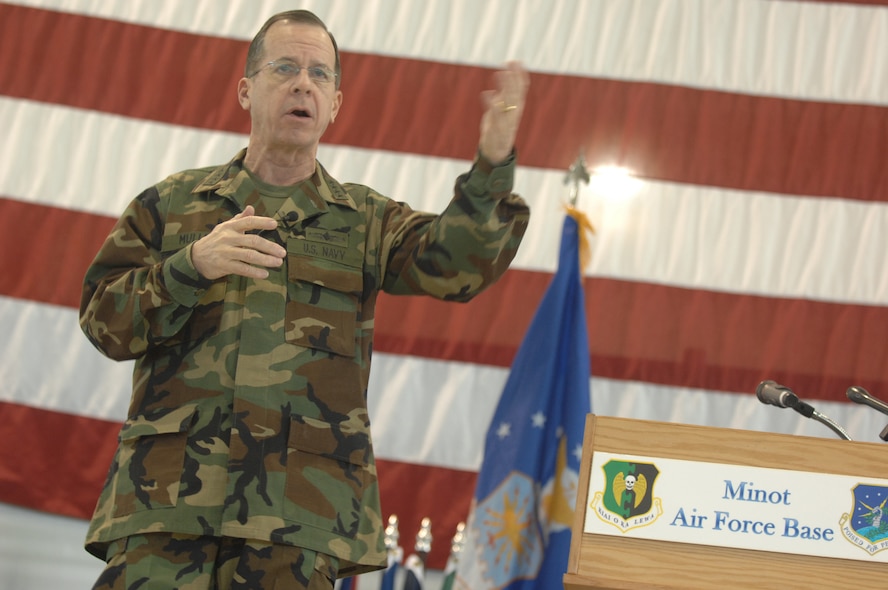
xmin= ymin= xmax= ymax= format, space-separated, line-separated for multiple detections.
xmin=0 ymin=0 xmax=886 ymax=587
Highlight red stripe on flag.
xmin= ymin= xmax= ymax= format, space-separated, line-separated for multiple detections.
xmin=0 ymin=5 xmax=249 ymax=134
xmin=3 ymin=199 xmax=886 ymax=402
xmin=376 ymin=459 xmax=476 ymax=569
xmin=375 ymin=276 xmax=888 ymax=403
xmin=0 ymin=197 xmax=114 ymax=309
xmin=1 ymin=5 xmax=885 ymax=201
xmin=0 ymin=402 xmax=117 ymax=518
xmin=0 ymin=402 xmax=468 ymax=569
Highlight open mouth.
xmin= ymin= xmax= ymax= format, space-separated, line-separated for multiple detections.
xmin=289 ymin=108 xmax=311 ymax=119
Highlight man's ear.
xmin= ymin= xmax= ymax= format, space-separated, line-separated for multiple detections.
xmin=237 ymin=77 xmax=251 ymax=111
xmin=330 ymin=90 xmax=343 ymax=123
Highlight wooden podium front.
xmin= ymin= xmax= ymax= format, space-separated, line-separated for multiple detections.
xmin=563 ymin=415 xmax=887 ymax=589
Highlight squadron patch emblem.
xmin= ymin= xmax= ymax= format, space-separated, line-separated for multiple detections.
xmin=590 ymin=459 xmax=663 ymax=532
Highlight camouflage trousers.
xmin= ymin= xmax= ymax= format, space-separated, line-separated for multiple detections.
xmin=92 ymin=533 xmax=337 ymax=590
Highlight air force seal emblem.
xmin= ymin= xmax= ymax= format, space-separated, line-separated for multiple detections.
xmin=840 ymin=483 xmax=888 ymax=556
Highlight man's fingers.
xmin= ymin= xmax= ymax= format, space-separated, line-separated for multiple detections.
xmin=477 ymin=61 xmax=531 ymax=164
xmin=229 ymin=212 xmax=279 ymax=233
xmin=197 ymin=241 xmax=284 ymax=281
xmin=222 ymin=213 xmax=286 ymax=257
xmin=493 ymin=63 xmax=529 ymax=113
xmin=228 ymin=250 xmax=283 ymax=279
xmin=192 ymin=211 xmax=289 ymax=280
xmin=240 ymin=233 xmax=286 ymax=261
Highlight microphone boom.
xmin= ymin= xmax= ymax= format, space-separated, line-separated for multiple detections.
xmin=846 ymin=386 xmax=888 ymax=417
xmin=755 ymin=380 xmax=852 ymax=441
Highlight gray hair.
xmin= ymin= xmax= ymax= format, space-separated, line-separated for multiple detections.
xmin=245 ymin=10 xmax=341 ymax=89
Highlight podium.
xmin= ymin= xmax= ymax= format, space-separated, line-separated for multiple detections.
xmin=563 ymin=415 xmax=887 ymax=589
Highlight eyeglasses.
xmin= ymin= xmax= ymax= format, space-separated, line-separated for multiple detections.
xmin=250 ymin=59 xmax=338 ymax=85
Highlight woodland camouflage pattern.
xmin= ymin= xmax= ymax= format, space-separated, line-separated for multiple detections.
xmin=80 ymin=149 xmax=529 ymax=576
xmin=94 ymin=533 xmax=337 ymax=589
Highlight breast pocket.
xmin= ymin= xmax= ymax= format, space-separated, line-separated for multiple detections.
xmin=286 ymin=240 xmax=363 ymax=358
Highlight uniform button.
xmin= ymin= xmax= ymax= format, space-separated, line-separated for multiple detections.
xmin=491 ymin=179 xmax=507 ymax=191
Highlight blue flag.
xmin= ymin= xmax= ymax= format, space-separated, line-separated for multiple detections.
xmin=456 ymin=214 xmax=592 ymax=589
xmin=379 ymin=560 xmax=400 ymax=590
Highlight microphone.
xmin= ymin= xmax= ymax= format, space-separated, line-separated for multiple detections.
xmin=846 ymin=386 xmax=888 ymax=417
xmin=756 ymin=380 xmax=799 ymax=409
xmin=755 ymin=380 xmax=852 ymax=441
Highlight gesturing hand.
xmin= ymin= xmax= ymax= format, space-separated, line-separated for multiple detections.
xmin=191 ymin=205 xmax=287 ymax=280
xmin=479 ymin=61 xmax=530 ymax=165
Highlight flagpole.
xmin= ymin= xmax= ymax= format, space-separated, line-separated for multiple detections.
xmin=455 ymin=152 xmax=593 ymax=589
xmin=441 ymin=521 xmax=466 ymax=590
xmin=402 ymin=517 xmax=431 ymax=590
xmin=564 ymin=152 xmax=590 ymax=206
xmin=414 ymin=516 xmax=432 ymax=562
xmin=380 ymin=514 xmax=403 ymax=590
xmin=385 ymin=514 xmax=403 ymax=562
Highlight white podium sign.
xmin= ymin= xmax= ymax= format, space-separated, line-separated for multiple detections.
xmin=583 ymin=451 xmax=888 ymax=563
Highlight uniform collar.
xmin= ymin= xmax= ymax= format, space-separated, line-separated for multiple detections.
xmin=192 ymin=149 xmax=358 ymax=214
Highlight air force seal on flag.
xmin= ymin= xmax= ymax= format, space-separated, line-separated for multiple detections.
xmin=839 ymin=483 xmax=888 ymax=556
xmin=590 ymin=459 xmax=663 ymax=532
xmin=473 ymin=471 xmax=544 ymax=586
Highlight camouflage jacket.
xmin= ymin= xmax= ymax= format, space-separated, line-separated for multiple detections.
xmin=79 ymin=149 xmax=529 ymax=575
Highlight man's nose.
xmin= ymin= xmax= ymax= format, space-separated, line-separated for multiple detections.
xmin=288 ymin=69 xmax=313 ymax=92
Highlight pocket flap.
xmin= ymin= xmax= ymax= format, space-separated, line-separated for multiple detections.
xmin=288 ymin=253 xmax=363 ymax=294
xmin=289 ymin=415 xmax=367 ymax=467
xmin=118 ymin=406 xmax=197 ymax=442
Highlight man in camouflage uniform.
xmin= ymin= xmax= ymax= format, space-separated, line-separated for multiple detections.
xmin=80 ymin=9 xmax=530 ymax=590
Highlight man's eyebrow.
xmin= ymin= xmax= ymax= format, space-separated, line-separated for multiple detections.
xmin=272 ymin=56 xmax=331 ymax=68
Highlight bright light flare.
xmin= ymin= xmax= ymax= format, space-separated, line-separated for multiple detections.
xmin=588 ymin=165 xmax=643 ymax=200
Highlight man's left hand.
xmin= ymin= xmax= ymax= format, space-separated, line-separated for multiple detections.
xmin=479 ymin=61 xmax=530 ymax=165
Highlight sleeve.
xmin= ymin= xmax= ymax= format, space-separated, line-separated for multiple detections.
xmin=379 ymin=151 xmax=530 ymax=301
xmin=79 ymin=185 xmax=213 ymax=360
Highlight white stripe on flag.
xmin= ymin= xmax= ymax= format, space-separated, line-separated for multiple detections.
xmin=5 ymin=0 xmax=886 ymax=104
xmin=3 ymin=97 xmax=888 ymax=305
